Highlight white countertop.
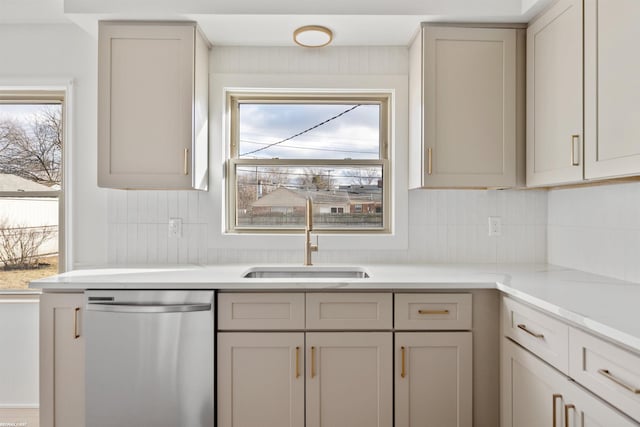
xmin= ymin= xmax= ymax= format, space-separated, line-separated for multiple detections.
xmin=30 ymin=263 xmax=640 ymax=353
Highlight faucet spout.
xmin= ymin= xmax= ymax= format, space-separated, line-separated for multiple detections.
xmin=304 ymin=198 xmax=318 ymax=266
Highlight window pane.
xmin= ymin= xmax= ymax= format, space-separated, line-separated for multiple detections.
xmin=236 ymin=165 xmax=383 ymax=229
xmin=238 ymin=103 xmax=380 ymax=160
xmin=0 ymin=103 xmax=61 ymax=290
xmin=0 ymin=104 xmax=62 ymax=186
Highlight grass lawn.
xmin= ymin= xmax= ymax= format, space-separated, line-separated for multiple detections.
xmin=0 ymin=256 xmax=59 ymax=290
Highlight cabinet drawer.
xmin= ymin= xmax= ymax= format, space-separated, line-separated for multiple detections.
xmin=218 ymin=293 xmax=305 ymax=330
xmin=306 ymin=293 xmax=392 ymax=330
xmin=502 ymin=297 xmax=569 ymax=373
xmin=569 ymin=327 xmax=640 ymax=422
xmin=394 ymin=293 xmax=472 ymax=330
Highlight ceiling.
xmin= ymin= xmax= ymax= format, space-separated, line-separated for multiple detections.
xmin=0 ymin=0 xmax=550 ymax=46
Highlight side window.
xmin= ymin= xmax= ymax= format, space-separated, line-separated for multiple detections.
xmin=0 ymin=94 xmax=63 ymax=290
xmin=228 ymin=93 xmax=390 ymax=233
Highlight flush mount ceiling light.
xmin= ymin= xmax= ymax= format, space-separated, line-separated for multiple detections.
xmin=293 ymin=25 xmax=333 ymax=48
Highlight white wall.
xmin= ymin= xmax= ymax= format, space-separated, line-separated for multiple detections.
xmin=548 ymin=181 xmax=640 ymax=283
xmin=104 ymin=46 xmax=548 ymax=265
xmin=0 ymin=23 xmax=107 ymax=269
xmin=107 ymin=187 xmax=547 ymax=264
xmin=0 ymin=29 xmax=548 ymax=267
xmin=0 ymin=297 xmax=39 ymax=407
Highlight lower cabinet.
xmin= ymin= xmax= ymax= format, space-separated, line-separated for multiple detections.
xmin=502 ymin=338 xmax=637 ymax=427
xmin=217 ymin=331 xmax=392 ymax=427
xmin=306 ymin=332 xmax=392 ymax=427
xmin=39 ymin=293 xmax=85 ymax=427
xmin=217 ymin=292 xmax=476 ymax=427
xmin=395 ymin=332 xmax=473 ymax=427
xmin=217 ymin=333 xmax=305 ymax=427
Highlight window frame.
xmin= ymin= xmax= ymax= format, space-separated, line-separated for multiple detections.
xmin=226 ymin=92 xmax=391 ymax=234
xmin=0 ymin=91 xmax=65 ymax=274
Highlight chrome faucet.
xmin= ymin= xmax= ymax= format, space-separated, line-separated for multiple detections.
xmin=304 ymin=198 xmax=319 ymax=266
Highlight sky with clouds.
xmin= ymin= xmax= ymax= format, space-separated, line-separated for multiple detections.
xmin=238 ymin=103 xmax=380 ymax=160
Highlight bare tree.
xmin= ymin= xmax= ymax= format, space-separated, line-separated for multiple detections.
xmin=351 ymin=168 xmax=381 ymax=186
xmin=0 ymin=219 xmax=55 ymax=270
xmin=0 ymin=106 xmax=62 ymax=186
xmin=236 ymin=172 xmax=258 ymax=211
xmin=299 ymin=168 xmax=334 ymax=191
xmin=235 ymin=166 xmax=293 ymax=212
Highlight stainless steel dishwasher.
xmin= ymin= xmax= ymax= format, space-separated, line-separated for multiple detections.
xmin=84 ymin=290 xmax=214 ymax=427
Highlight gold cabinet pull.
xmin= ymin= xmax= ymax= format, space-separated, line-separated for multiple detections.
xmin=295 ymin=346 xmax=300 ymax=378
xmin=418 ymin=309 xmax=450 ymax=315
xmin=74 ymin=307 xmax=80 ymax=339
xmin=311 ymin=346 xmax=316 ymax=378
xmin=552 ymin=394 xmax=562 ymax=427
xmin=517 ymin=324 xmax=544 ymax=339
xmin=400 ymin=346 xmax=406 ymax=378
xmin=571 ymin=135 xmax=580 ymax=166
xmin=183 ymin=148 xmax=189 ymax=175
xmin=564 ymin=404 xmax=575 ymax=427
xmin=427 ymin=148 xmax=433 ymax=175
xmin=598 ymin=369 xmax=640 ymax=394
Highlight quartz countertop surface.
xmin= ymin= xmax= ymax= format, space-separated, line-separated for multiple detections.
xmin=30 ymin=263 xmax=640 ymax=353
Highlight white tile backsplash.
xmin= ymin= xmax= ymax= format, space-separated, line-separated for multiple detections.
xmin=548 ymin=181 xmax=640 ymax=283
xmin=106 ymin=188 xmax=548 ymax=266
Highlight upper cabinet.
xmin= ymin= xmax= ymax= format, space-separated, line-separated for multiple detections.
xmin=526 ymin=0 xmax=583 ymax=187
xmin=409 ymin=24 xmax=525 ymax=189
xmin=98 ymin=21 xmax=210 ymax=190
xmin=527 ymin=0 xmax=640 ymax=186
xmin=584 ymin=0 xmax=640 ymax=180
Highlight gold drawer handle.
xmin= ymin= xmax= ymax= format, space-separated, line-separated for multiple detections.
xmin=401 ymin=346 xmax=406 ymax=378
xmin=311 ymin=346 xmax=316 ymax=379
xmin=418 ymin=309 xmax=449 ymax=315
xmin=74 ymin=307 xmax=80 ymax=339
xmin=598 ymin=369 xmax=640 ymax=394
xmin=570 ymin=134 xmax=580 ymax=166
xmin=564 ymin=404 xmax=575 ymax=427
xmin=183 ymin=148 xmax=189 ymax=175
xmin=427 ymin=148 xmax=433 ymax=175
xmin=295 ymin=346 xmax=300 ymax=379
xmin=517 ymin=324 xmax=544 ymax=339
xmin=552 ymin=394 xmax=562 ymax=427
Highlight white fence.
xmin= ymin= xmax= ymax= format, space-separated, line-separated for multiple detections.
xmin=0 ymin=198 xmax=58 ymax=256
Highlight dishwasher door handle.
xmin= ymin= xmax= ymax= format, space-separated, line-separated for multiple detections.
xmin=86 ymin=303 xmax=212 ymax=313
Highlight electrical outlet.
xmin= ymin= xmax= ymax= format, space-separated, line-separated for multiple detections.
xmin=488 ymin=216 xmax=502 ymax=237
xmin=168 ymin=218 xmax=183 ymax=238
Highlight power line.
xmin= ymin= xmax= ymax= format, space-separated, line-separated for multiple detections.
xmin=240 ymin=104 xmax=361 ymax=157
xmin=239 ymin=139 xmax=378 ymax=156
xmin=236 ymin=167 xmax=382 ymax=180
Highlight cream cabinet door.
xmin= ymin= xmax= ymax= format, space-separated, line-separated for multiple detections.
xmin=563 ymin=379 xmax=638 ymax=427
xmin=585 ymin=0 xmax=640 ymax=179
xmin=306 ymin=332 xmax=392 ymax=427
xmin=526 ymin=0 xmax=584 ymax=186
xmin=217 ymin=333 xmax=304 ymax=427
xmin=98 ymin=22 xmax=209 ymax=190
xmin=422 ymin=26 xmax=518 ymax=188
xmin=39 ymin=293 xmax=84 ymax=427
xmin=501 ymin=338 xmax=567 ymax=427
xmin=395 ymin=332 xmax=472 ymax=427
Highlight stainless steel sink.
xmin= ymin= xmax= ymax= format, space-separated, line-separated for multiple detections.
xmin=243 ymin=266 xmax=370 ymax=279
